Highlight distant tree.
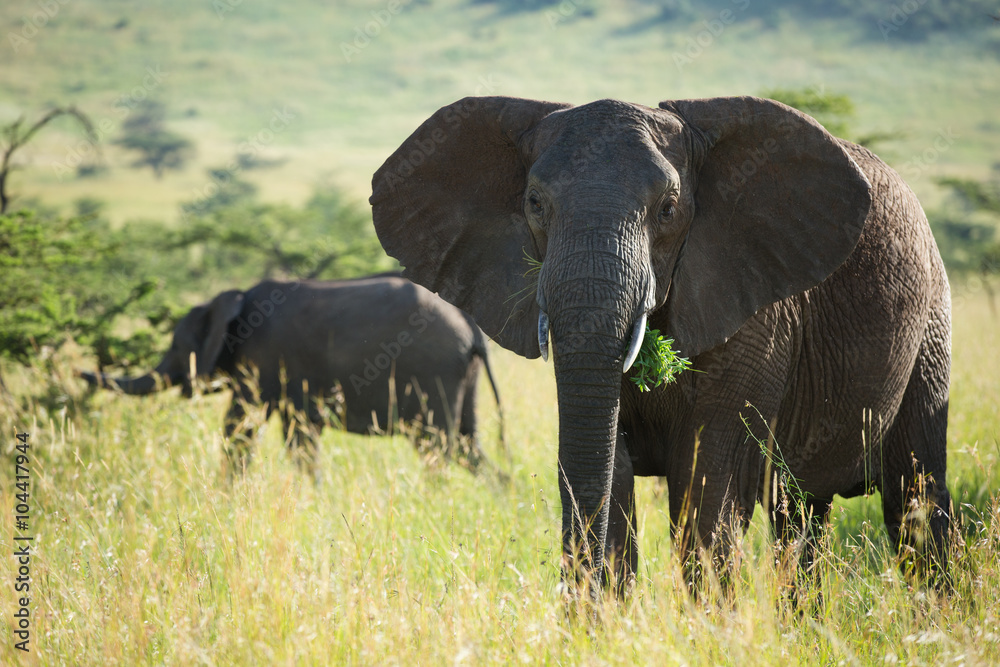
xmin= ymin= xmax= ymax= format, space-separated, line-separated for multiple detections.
xmin=938 ymin=173 xmax=1000 ymax=217
xmin=0 ymin=210 xmax=160 ymax=367
xmin=763 ymin=87 xmax=855 ymax=136
xmin=762 ymin=87 xmax=902 ymax=149
xmin=115 ymin=100 xmax=194 ymax=178
xmin=938 ymin=168 xmax=1000 ymax=276
xmin=180 ymin=167 xmax=258 ymax=219
xmin=175 ymin=184 xmax=390 ymax=282
xmin=0 ymin=107 xmax=98 ymax=214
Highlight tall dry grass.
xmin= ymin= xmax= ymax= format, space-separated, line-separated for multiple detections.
xmin=0 ymin=286 xmax=998 ymax=665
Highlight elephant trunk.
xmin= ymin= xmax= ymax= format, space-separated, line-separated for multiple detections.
xmin=80 ymin=371 xmax=161 ymax=395
xmin=543 ymin=238 xmax=652 ymax=592
xmin=553 ymin=356 xmax=624 ymax=586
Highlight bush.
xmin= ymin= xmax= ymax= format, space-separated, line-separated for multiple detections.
xmin=174 ymin=187 xmax=393 ymax=286
xmin=0 ymin=210 xmax=163 ymax=369
xmin=0 ymin=181 xmax=394 ymax=375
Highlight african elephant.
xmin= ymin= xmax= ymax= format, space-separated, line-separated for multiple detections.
xmin=370 ymin=95 xmax=951 ymax=594
xmin=82 ymin=274 xmax=503 ymax=479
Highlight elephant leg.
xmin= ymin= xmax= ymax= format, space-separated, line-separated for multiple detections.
xmin=419 ymin=379 xmax=452 ymax=452
xmin=880 ymin=316 xmax=952 ymax=587
xmin=605 ymin=431 xmax=637 ymax=598
xmin=771 ymin=494 xmax=832 ymax=609
xmin=459 ymin=373 xmax=478 ymax=438
xmin=666 ymin=426 xmax=764 ymax=592
xmin=667 ymin=460 xmax=754 ymax=591
xmin=223 ymin=392 xmax=269 ymax=476
xmin=281 ymin=396 xmax=321 ymax=484
xmin=665 ymin=320 xmax=790 ymax=590
xmin=422 ymin=375 xmax=486 ymax=471
xmin=457 ymin=375 xmax=489 ymax=472
xmin=772 ymin=495 xmax=832 ymax=575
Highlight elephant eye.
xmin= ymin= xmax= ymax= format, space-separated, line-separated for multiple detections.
xmin=659 ymin=199 xmax=677 ymax=222
xmin=527 ymin=191 xmax=544 ymax=218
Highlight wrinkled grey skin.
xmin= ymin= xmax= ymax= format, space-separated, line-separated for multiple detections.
xmin=371 ymin=95 xmax=951 ymax=594
xmin=82 ymin=275 xmax=503 ymax=479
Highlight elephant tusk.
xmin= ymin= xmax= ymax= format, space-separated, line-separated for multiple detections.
xmin=538 ymin=311 xmax=550 ymax=362
xmin=623 ymin=312 xmax=647 ymax=372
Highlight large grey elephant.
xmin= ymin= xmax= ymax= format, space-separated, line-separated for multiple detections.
xmin=82 ymin=274 xmax=503 ymax=478
xmin=370 ymin=95 xmax=951 ymax=593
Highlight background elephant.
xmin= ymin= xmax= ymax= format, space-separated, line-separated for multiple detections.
xmin=82 ymin=274 xmax=503 ymax=478
xmin=371 ymin=95 xmax=951 ymax=593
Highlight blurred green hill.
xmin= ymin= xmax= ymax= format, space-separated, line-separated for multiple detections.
xmin=2 ymin=0 xmax=998 ymax=221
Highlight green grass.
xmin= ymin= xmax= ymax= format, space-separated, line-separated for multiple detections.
xmin=1 ymin=289 xmax=999 ymax=664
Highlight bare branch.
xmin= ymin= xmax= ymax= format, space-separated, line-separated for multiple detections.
xmin=1 ymin=106 xmax=101 ymax=214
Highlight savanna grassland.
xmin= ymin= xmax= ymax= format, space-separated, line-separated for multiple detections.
xmin=0 ymin=280 xmax=998 ymax=665
xmin=2 ymin=0 xmax=1000 ymax=664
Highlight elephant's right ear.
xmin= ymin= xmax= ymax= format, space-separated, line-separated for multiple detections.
xmin=371 ymin=96 xmax=571 ymax=358
xmin=658 ymin=96 xmax=872 ymax=357
xmin=196 ymin=290 xmax=244 ymax=376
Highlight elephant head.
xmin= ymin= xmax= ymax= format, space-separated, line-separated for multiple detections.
xmin=81 ymin=290 xmax=244 ymax=397
xmin=370 ymin=96 xmax=871 ymax=586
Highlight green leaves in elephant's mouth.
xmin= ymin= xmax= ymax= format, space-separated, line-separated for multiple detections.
xmin=629 ymin=325 xmax=692 ymax=392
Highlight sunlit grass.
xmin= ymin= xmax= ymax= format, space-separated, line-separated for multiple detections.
xmin=0 ymin=288 xmax=998 ymax=664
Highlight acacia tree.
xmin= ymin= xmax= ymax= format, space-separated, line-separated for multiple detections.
xmin=939 ymin=171 xmax=1000 ymax=271
xmin=762 ymin=87 xmax=902 ymax=149
xmin=114 ymin=100 xmax=194 ymax=179
xmin=937 ymin=168 xmax=1000 ymax=314
xmin=0 ymin=106 xmax=98 ymax=214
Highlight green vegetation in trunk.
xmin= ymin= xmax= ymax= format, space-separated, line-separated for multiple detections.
xmin=629 ymin=324 xmax=692 ymax=392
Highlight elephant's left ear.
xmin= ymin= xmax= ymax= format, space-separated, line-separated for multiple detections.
xmin=197 ymin=290 xmax=244 ymax=376
xmin=370 ymin=96 xmax=571 ymax=358
xmin=659 ymin=96 xmax=872 ymax=357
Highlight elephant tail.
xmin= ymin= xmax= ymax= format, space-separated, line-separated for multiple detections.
xmin=471 ymin=325 xmax=507 ymax=466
